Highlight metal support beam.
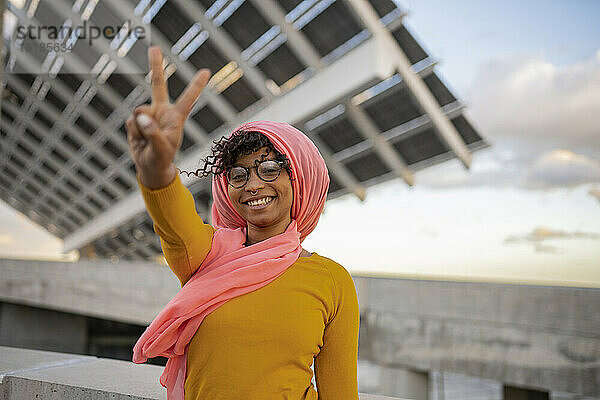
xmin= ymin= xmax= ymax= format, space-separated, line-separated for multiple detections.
xmin=383 ymin=9 xmax=407 ymax=32
xmin=2 ymin=80 xmax=131 ymax=210
xmin=5 ymin=51 xmax=131 ymax=163
xmin=345 ymin=101 xmax=414 ymax=186
xmin=10 ymin=52 xmax=130 ymax=154
xmin=4 ymin=8 xmax=138 ymax=174
xmin=1 ymin=100 xmax=114 ymax=213
xmin=2 ymin=8 xmax=212 ymax=230
xmin=102 ymin=0 xmax=240 ymax=127
xmin=248 ymin=0 xmax=324 ymax=70
xmin=333 ymin=101 xmax=465 ymax=165
xmin=251 ymin=36 xmax=395 ymax=122
xmin=307 ymin=131 xmax=367 ymax=201
xmin=170 ymin=0 xmax=273 ymax=101
xmin=25 ymin=1 xmax=210 ymax=146
xmin=0 ymin=163 xmax=89 ymax=228
xmin=0 ymin=117 xmax=104 ymax=219
xmin=344 ymin=0 xmax=472 ymax=168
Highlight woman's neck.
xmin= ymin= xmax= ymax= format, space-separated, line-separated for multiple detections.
xmin=245 ymin=218 xmax=291 ymax=246
xmin=299 ymin=248 xmax=312 ymax=257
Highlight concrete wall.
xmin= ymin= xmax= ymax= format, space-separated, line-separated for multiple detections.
xmin=0 ymin=346 xmax=404 ymax=400
xmin=0 ymin=303 xmax=86 ymax=354
xmin=0 ymin=258 xmax=180 ymax=325
xmin=1 ymin=258 xmax=598 ymax=398
xmin=354 ymin=277 xmax=600 ymax=398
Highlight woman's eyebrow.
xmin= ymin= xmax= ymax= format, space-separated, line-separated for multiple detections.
xmin=233 ymin=158 xmax=276 ymax=168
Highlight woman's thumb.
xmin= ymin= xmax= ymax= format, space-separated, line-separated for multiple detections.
xmin=135 ymin=113 xmax=158 ymax=138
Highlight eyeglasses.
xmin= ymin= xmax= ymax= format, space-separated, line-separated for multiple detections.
xmin=226 ymin=160 xmax=286 ymax=188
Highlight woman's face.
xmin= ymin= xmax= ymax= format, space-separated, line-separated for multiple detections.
xmin=227 ymin=146 xmax=293 ymax=232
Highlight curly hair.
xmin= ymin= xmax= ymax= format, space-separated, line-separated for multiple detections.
xmin=177 ymin=130 xmax=293 ymax=182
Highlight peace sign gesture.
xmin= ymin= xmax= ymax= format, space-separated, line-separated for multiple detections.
xmin=126 ymin=46 xmax=211 ymax=189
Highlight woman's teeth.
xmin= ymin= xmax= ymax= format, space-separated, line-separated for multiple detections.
xmin=247 ymin=197 xmax=273 ymax=206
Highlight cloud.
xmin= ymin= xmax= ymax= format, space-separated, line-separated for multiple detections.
xmin=469 ymin=50 xmax=600 ymax=149
xmin=505 ymin=226 xmax=600 ymax=253
xmin=523 ymin=149 xmax=600 ymax=189
xmin=415 ymin=144 xmax=521 ymax=188
xmin=417 ymin=146 xmax=600 ymax=191
xmin=416 ymin=51 xmax=600 ymax=191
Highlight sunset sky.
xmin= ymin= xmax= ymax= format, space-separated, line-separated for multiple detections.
xmin=1 ymin=0 xmax=599 ymax=287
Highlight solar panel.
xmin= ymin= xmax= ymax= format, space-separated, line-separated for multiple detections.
xmin=300 ymin=1 xmax=363 ymax=57
xmin=221 ymin=2 xmax=271 ymax=50
xmin=0 ymin=0 xmax=487 ymax=261
xmin=256 ymin=43 xmax=306 ymax=86
xmin=316 ymin=117 xmax=364 ymax=153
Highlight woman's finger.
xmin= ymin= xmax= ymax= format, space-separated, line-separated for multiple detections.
xmin=174 ymin=68 xmax=211 ymax=116
xmin=148 ymin=46 xmax=168 ymax=104
xmin=134 ymin=104 xmax=152 ymax=116
xmin=126 ymin=115 xmax=140 ymax=141
xmin=126 ymin=115 xmax=145 ymax=150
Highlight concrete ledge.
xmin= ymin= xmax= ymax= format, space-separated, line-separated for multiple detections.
xmin=0 ymin=346 xmax=404 ymax=400
xmin=0 ymin=346 xmax=164 ymax=400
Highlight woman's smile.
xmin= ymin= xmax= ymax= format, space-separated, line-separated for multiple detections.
xmin=245 ymin=196 xmax=276 ymax=209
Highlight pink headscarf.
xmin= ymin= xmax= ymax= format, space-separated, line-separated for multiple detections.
xmin=132 ymin=121 xmax=330 ymax=399
xmin=211 ymin=120 xmax=329 ymax=241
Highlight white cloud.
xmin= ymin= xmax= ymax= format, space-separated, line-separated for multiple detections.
xmin=506 ymin=226 xmax=600 ymax=242
xmin=469 ymin=50 xmax=600 ymax=149
xmin=417 ymin=147 xmax=600 ymax=191
xmin=505 ymin=226 xmax=600 ymax=254
xmin=416 ymin=145 xmax=521 ymax=189
xmin=418 ymin=51 xmax=600 ymax=190
xmin=523 ymin=149 xmax=600 ymax=189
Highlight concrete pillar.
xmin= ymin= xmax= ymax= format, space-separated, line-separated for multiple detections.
xmin=504 ymin=385 xmax=549 ymax=400
xmin=0 ymin=303 xmax=87 ymax=355
xmin=379 ymin=365 xmax=429 ymax=400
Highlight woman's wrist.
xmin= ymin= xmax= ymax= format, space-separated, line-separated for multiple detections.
xmin=137 ymin=164 xmax=177 ymax=190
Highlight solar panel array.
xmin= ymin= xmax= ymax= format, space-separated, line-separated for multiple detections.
xmin=0 ymin=0 xmax=487 ymax=261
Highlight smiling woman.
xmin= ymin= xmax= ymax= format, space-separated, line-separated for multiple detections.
xmin=126 ymin=47 xmax=359 ymax=400
xmin=181 ymin=130 xmax=297 ymax=247
xmin=227 ymin=147 xmax=294 ymax=245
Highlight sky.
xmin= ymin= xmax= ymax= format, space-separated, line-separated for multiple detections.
xmin=1 ymin=0 xmax=599 ymax=286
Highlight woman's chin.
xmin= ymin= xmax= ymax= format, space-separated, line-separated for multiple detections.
xmin=244 ymin=212 xmax=291 ymax=233
xmin=246 ymin=215 xmax=277 ymax=228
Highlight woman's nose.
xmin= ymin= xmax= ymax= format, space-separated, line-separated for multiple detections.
xmin=244 ymin=168 xmax=264 ymax=192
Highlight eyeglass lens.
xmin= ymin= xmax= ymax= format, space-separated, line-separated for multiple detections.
xmin=227 ymin=160 xmax=283 ymax=188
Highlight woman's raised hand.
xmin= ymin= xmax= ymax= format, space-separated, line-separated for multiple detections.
xmin=126 ymin=46 xmax=211 ymax=189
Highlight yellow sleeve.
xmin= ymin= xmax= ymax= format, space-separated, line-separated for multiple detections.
xmin=137 ymin=174 xmax=215 ymax=286
xmin=314 ymin=262 xmax=360 ymax=399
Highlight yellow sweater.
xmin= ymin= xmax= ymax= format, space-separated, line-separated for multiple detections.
xmin=139 ymin=174 xmax=360 ymax=400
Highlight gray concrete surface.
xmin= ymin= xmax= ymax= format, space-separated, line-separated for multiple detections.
xmin=1 ymin=258 xmax=599 ymax=398
xmin=354 ymin=277 xmax=600 ymax=398
xmin=0 ymin=258 xmax=180 ymax=325
xmin=0 ymin=346 xmax=404 ymax=400
xmin=0 ymin=303 xmax=86 ymax=353
xmin=0 ymin=346 xmax=164 ymax=400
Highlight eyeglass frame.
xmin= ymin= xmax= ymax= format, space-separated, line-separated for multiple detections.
xmin=225 ymin=159 xmax=288 ymax=189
